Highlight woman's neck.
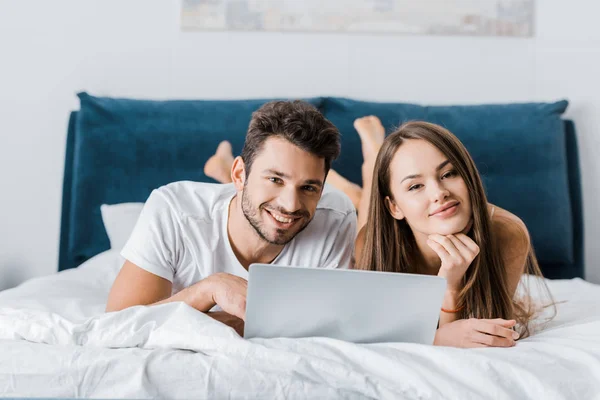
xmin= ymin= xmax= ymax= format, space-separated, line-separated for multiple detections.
xmin=413 ymin=230 xmax=442 ymax=276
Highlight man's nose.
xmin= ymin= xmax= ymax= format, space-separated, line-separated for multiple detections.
xmin=277 ymin=186 xmax=302 ymax=213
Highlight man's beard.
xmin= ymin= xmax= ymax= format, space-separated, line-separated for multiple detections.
xmin=241 ymin=188 xmax=311 ymax=246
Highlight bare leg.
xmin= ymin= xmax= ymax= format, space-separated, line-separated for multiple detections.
xmin=326 ymin=170 xmax=362 ymax=209
xmin=353 ymin=116 xmax=385 ymax=231
xmin=204 ymin=141 xmax=234 ymax=183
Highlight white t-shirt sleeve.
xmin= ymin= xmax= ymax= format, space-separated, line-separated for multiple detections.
xmin=120 ymin=189 xmax=181 ymax=282
xmin=321 ymin=210 xmax=357 ymax=269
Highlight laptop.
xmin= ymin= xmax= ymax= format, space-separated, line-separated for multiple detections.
xmin=244 ymin=264 xmax=447 ymax=344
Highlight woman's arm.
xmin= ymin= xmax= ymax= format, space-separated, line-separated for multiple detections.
xmin=492 ymin=209 xmax=531 ymax=300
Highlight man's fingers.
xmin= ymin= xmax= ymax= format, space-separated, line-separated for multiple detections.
xmin=239 ymin=302 xmax=247 ymax=321
xmin=216 ymin=287 xmax=247 ymax=321
xmin=229 ymin=296 xmax=247 ymax=321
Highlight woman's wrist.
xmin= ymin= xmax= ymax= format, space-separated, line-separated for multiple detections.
xmin=441 ymin=289 xmax=460 ymax=310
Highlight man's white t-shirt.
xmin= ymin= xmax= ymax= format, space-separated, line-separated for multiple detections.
xmin=121 ymin=181 xmax=357 ymax=294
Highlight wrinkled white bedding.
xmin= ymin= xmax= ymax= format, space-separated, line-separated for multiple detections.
xmin=0 ymin=250 xmax=599 ymax=399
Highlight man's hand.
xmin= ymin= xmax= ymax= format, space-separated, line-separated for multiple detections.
xmin=208 ymin=311 xmax=245 ymax=336
xmin=150 ymin=272 xmax=248 ymax=321
xmin=205 ymin=272 xmax=248 ymax=320
xmin=434 ymin=318 xmax=519 ymax=348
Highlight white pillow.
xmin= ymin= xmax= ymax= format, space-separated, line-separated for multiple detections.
xmin=100 ymin=202 xmax=144 ymax=251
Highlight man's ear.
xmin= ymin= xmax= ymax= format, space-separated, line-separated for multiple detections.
xmin=231 ymin=156 xmax=246 ymax=191
xmin=385 ymin=196 xmax=405 ymax=220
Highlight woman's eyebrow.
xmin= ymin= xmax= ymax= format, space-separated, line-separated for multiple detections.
xmin=401 ymin=160 xmax=450 ymax=183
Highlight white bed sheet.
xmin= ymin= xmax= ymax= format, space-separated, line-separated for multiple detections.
xmin=0 ymin=250 xmax=599 ymax=399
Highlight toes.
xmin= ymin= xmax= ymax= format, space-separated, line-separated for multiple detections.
xmin=216 ymin=141 xmax=233 ymax=156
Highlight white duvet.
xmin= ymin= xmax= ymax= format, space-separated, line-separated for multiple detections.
xmin=0 ymin=250 xmax=599 ymax=399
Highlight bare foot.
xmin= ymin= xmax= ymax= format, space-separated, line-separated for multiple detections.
xmin=353 ymin=116 xmax=385 ymax=162
xmin=326 ymin=170 xmax=362 ymax=209
xmin=204 ymin=141 xmax=234 ymax=183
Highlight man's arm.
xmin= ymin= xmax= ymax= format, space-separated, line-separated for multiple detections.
xmin=106 ymin=260 xmax=171 ymax=312
xmin=106 ymin=260 xmax=247 ymax=320
xmin=106 ymin=260 xmax=216 ymax=312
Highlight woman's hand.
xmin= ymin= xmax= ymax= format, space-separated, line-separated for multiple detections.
xmin=428 ymin=233 xmax=480 ymax=291
xmin=434 ymin=318 xmax=519 ymax=348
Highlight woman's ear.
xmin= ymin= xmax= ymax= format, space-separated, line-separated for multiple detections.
xmin=385 ymin=196 xmax=405 ymax=220
xmin=231 ymin=156 xmax=246 ymax=191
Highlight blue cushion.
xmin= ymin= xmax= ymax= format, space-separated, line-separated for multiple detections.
xmin=322 ymin=97 xmax=571 ymax=267
xmin=66 ymin=93 xmax=323 ymax=270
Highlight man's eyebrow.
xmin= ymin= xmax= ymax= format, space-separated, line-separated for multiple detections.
xmin=263 ymin=169 xmax=290 ymax=178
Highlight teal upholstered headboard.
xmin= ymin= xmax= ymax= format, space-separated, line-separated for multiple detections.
xmin=58 ymin=93 xmax=584 ymax=279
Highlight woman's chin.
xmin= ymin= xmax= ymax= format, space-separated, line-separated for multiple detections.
xmin=434 ymin=221 xmax=471 ymax=236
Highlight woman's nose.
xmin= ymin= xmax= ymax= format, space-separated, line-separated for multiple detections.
xmin=430 ymin=182 xmax=450 ymax=202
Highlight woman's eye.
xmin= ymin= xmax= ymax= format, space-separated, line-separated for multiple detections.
xmin=408 ymin=184 xmax=423 ymax=191
xmin=442 ymin=170 xmax=458 ymax=179
xmin=269 ymin=177 xmax=283 ymax=184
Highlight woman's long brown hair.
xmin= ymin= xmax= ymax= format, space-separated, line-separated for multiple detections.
xmin=356 ymin=121 xmax=553 ymax=338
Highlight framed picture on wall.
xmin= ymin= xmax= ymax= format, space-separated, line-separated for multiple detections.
xmin=181 ymin=0 xmax=535 ymax=37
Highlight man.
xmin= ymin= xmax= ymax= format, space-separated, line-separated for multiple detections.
xmin=105 ymin=100 xmax=356 ymax=334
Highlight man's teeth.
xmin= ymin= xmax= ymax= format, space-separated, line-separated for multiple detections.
xmin=271 ymin=213 xmax=294 ymax=223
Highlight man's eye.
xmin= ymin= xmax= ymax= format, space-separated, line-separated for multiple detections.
xmin=303 ymin=186 xmax=317 ymax=193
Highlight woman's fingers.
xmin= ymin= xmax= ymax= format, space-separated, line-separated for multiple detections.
xmin=427 ymin=236 xmax=451 ymax=258
xmin=429 ymin=234 xmax=480 ymax=270
xmin=428 ymin=234 xmax=459 ymax=256
xmin=470 ymin=331 xmax=515 ymax=347
xmin=454 ymin=233 xmax=480 ymax=255
xmin=473 ymin=319 xmax=519 ymax=340
xmin=446 ymin=234 xmax=475 ymax=260
xmin=489 ymin=318 xmax=517 ymax=327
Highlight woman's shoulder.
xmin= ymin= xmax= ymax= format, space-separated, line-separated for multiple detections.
xmin=488 ymin=204 xmax=530 ymax=261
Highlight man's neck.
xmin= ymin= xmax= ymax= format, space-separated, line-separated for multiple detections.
xmin=227 ymin=194 xmax=285 ymax=270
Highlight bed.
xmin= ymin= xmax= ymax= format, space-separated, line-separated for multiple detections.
xmin=0 ymin=93 xmax=597 ymax=399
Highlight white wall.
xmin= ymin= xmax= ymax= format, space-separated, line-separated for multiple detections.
xmin=0 ymin=0 xmax=598 ymax=290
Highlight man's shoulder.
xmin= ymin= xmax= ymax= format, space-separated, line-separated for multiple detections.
xmin=153 ymin=181 xmax=235 ymax=218
xmin=316 ymin=184 xmax=355 ymax=217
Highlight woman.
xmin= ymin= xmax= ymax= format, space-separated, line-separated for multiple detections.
xmin=354 ymin=119 xmax=553 ymax=347
xmin=204 ymin=117 xmax=553 ymax=348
